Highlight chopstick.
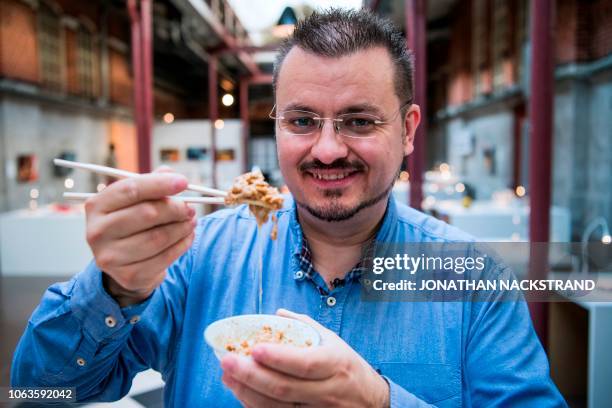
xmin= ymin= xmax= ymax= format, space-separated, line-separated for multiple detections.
xmin=63 ymin=192 xmax=226 ymax=204
xmin=53 ymin=159 xmax=228 ymax=197
xmin=64 ymin=192 xmax=273 ymax=208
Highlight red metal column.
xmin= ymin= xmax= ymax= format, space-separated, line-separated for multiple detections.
xmin=140 ymin=0 xmax=153 ymax=173
xmin=528 ymin=0 xmax=555 ymax=345
xmin=128 ymin=0 xmax=144 ymax=172
xmin=128 ymin=0 xmax=152 ymax=174
xmin=209 ymin=55 xmax=219 ymax=188
xmin=240 ymin=78 xmax=249 ymax=173
xmin=406 ymin=0 xmax=426 ymax=209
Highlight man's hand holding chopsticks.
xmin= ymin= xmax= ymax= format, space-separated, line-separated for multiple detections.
xmin=84 ymin=168 xmax=197 ymax=307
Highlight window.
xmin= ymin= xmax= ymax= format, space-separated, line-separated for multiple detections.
xmin=38 ymin=3 xmax=64 ymax=91
xmin=77 ymin=26 xmax=96 ymax=97
xmin=492 ymin=0 xmax=509 ymax=89
xmin=471 ymin=0 xmax=487 ymax=96
xmin=515 ymin=0 xmax=529 ymax=86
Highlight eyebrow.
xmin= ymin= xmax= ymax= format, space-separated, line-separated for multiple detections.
xmin=282 ymin=103 xmax=317 ymax=112
xmin=337 ymin=103 xmax=384 ymax=116
xmin=280 ymin=102 xmax=385 ymax=116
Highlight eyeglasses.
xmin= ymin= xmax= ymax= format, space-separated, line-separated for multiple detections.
xmin=269 ymin=103 xmax=411 ymax=139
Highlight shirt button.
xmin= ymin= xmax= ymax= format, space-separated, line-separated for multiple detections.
xmin=105 ymin=316 xmax=117 ymax=328
xmin=294 ymin=270 xmax=305 ymax=280
xmin=326 ymin=296 xmax=337 ymax=307
xmin=76 ymin=357 xmax=86 ymax=367
xmin=129 ymin=315 xmax=140 ymax=324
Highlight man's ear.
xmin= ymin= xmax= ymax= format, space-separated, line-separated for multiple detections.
xmin=403 ymin=104 xmax=421 ymax=157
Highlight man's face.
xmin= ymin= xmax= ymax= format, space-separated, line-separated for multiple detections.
xmin=275 ymin=46 xmax=419 ymax=222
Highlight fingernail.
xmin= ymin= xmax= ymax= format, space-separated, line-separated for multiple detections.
xmin=187 ymin=207 xmax=196 ymax=217
xmin=251 ymin=346 xmax=265 ymax=359
xmin=172 ymin=175 xmax=188 ymax=191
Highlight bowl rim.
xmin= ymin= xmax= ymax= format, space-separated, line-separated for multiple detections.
xmin=204 ymin=313 xmax=321 ymax=353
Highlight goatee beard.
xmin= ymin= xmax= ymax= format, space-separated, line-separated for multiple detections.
xmin=296 ymin=178 xmax=395 ymax=222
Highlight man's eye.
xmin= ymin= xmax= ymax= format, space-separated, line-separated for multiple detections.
xmin=290 ymin=117 xmax=315 ymax=127
xmin=345 ymin=117 xmax=375 ymax=128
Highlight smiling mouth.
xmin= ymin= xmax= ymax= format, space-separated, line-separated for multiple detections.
xmin=307 ymin=171 xmax=357 ymax=181
xmin=303 ymin=169 xmax=363 ymax=185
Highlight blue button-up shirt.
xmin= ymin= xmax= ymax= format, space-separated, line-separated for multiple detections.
xmin=12 ymin=196 xmax=566 ymax=407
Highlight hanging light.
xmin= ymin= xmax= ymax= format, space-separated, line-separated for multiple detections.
xmin=222 ymin=93 xmax=234 ymax=107
xmin=273 ymin=6 xmax=297 ymax=38
xmin=214 ymin=119 xmax=225 ymax=129
xmin=163 ymin=113 xmax=175 ymax=124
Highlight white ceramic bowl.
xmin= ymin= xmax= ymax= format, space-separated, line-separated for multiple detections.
xmin=204 ymin=314 xmax=321 ymax=360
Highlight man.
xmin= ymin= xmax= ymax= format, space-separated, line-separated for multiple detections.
xmin=12 ymin=9 xmax=565 ymax=407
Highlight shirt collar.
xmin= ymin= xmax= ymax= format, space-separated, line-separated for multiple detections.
xmin=287 ymin=194 xmax=399 ymax=287
xmin=288 ymin=194 xmax=399 ymax=253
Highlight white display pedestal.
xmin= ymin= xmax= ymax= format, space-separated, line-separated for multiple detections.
xmin=0 ymin=205 xmax=92 ymax=276
xmin=432 ymin=200 xmax=571 ymax=242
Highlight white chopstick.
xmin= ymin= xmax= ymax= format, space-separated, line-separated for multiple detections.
xmin=63 ymin=192 xmax=226 ymax=204
xmin=53 ymin=159 xmax=228 ymax=197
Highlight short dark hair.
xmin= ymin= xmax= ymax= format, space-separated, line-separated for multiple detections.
xmin=273 ymin=8 xmax=414 ymax=108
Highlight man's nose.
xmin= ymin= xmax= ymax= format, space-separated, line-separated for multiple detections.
xmin=310 ymin=120 xmax=349 ymax=164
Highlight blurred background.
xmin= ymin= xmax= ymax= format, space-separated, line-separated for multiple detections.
xmin=0 ymin=0 xmax=610 ymax=407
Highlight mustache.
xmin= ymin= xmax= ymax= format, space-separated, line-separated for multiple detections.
xmin=299 ymin=159 xmax=366 ymax=172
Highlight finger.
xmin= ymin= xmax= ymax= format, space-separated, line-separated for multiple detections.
xmin=103 ymin=232 xmax=194 ymax=291
xmin=221 ymin=355 xmax=303 ymax=406
xmin=90 ymin=173 xmax=188 ymax=213
xmin=102 ymin=219 xmax=196 ymax=265
xmin=150 ymin=167 xmax=198 ymax=218
xmin=222 ymin=373 xmax=292 ymax=408
xmin=221 ymin=354 xmax=325 ymax=402
xmin=95 ymin=198 xmax=194 ymax=240
xmin=251 ymin=343 xmax=335 ymax=380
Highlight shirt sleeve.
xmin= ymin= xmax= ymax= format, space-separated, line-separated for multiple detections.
xmin=463 ymin=266 xmax=568 ymax=407
xmin=10 ymin=241 xmax=195 ymax=402
xmin=383 ymin=376 xmax=434 ymax=407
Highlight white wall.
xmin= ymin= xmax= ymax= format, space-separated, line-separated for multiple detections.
xmin=152 ymin=119 xmax=244 ymax=190
xmin=0 ymin=96 xmax=108 ymax=211
xmin=446 ymin=108 xmax=514 ymax=199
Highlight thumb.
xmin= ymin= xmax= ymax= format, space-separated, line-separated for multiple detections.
xmin=276 ymin=308 xmax=337 ymax=343
xmin=153 ymin=165 xmax=177 ymax=174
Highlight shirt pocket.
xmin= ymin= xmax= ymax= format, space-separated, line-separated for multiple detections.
xmin=375 ymin=362 xmax=461 ymax=405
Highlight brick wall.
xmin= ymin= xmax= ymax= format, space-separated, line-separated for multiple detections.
xmin=64 ymin=28 xmax=78 ymax=94
xmin=590 ymin=0 xmax=612 ymax=60
xmin=439 ymin=0 xmax=612 ymax=110
xmin=447 ymin=0 xmax=473 ymax=106
xmin=109 ymin=48 xmax=132 ymax=107
xmin=0 ymin=0 xmax=39 ymax=84
xmin=0 ymin=0 xmax=217 ymax=117
xmin=555 ymin=0 xmax=579 ymax=64
xmin=556 ymin=0 xmax=612 ymax=64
